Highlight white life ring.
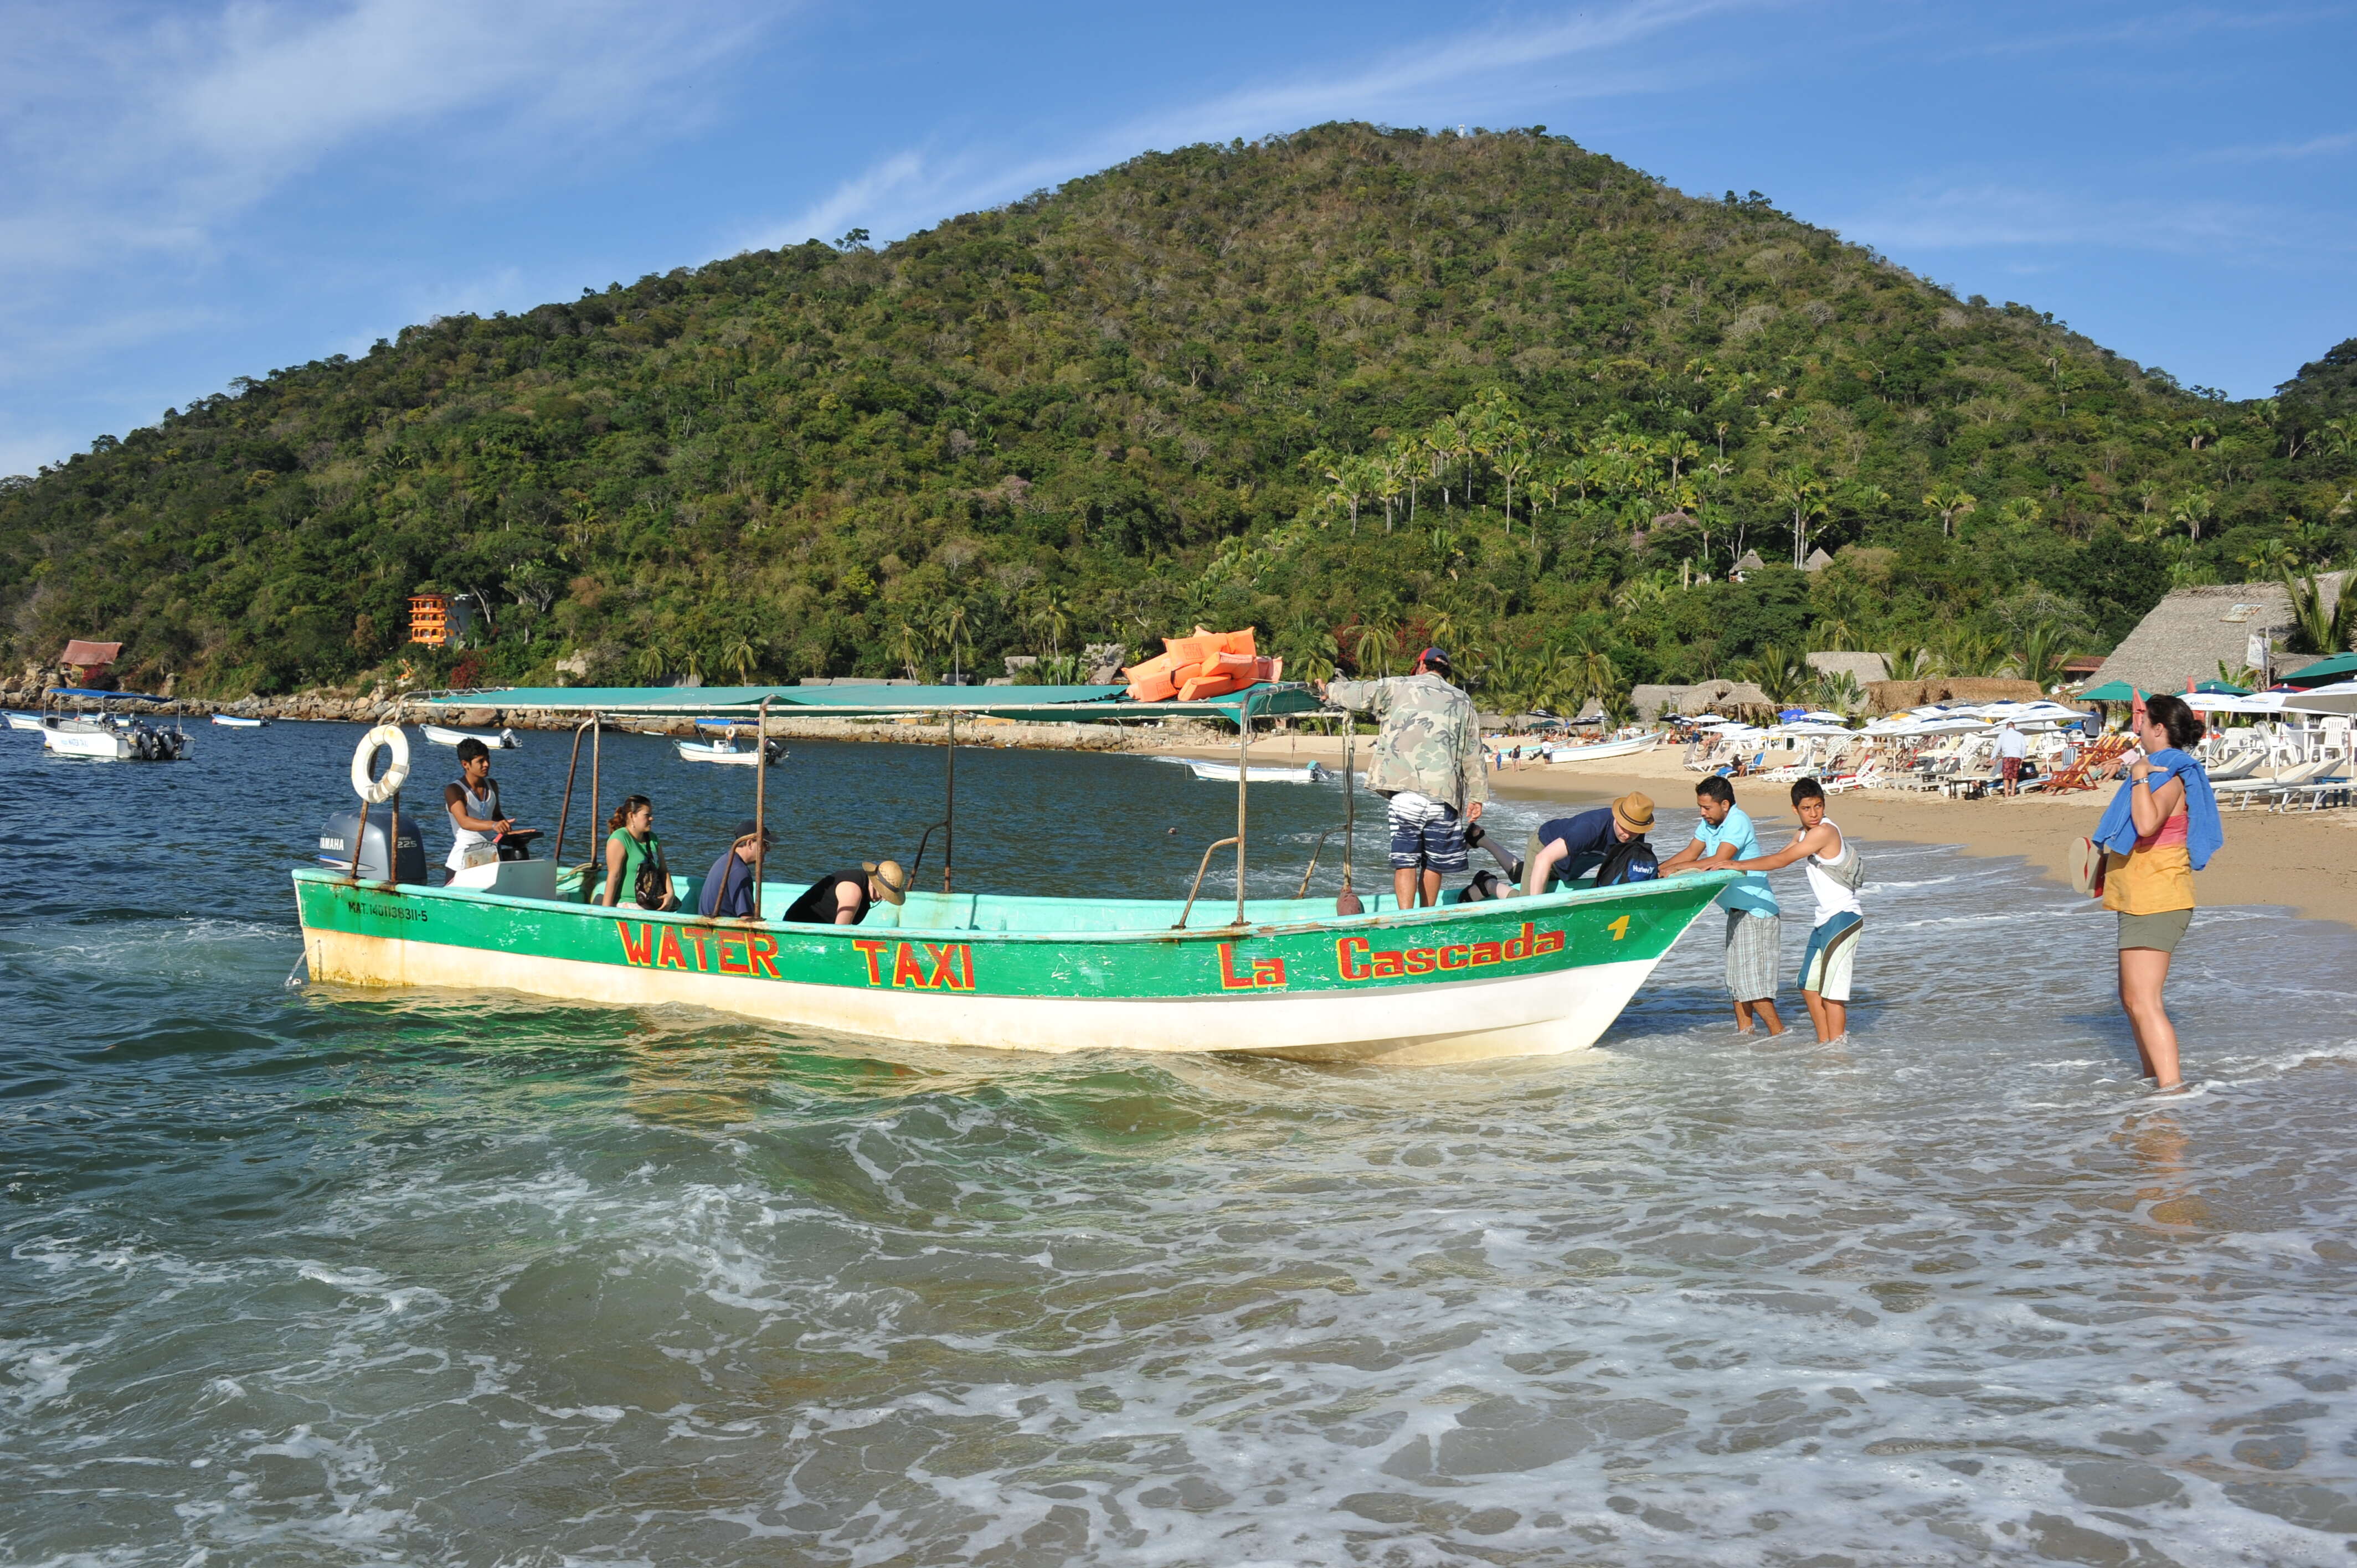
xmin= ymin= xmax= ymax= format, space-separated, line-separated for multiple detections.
xmin=351 ymin=725 xmax=411 ymax=804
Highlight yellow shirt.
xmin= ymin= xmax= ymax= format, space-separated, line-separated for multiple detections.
xmin=2102 ymin=811 xmax=2194 ymax=915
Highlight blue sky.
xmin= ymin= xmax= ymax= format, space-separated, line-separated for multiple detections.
xmin=3 ymin=0 xmax=2352 ymax=476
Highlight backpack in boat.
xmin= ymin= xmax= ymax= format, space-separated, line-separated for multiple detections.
xmin=633 ymin=838 xmax=670 ymax=909
xmin=1594 ymin=834 xmax=1659 ymax=888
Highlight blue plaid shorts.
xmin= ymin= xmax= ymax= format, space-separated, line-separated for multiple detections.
xmin=1387 ymin=793 xmax=1468 ymax=872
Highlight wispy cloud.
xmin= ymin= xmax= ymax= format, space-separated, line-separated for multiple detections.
xmin=2195 ymin=128 xmax=2357 ymax=163
xmin=1829 ymin=180 xmax=2344 ymax=261
xmin=0 ymin=0 xmax=780 ymax=362
xmin=741 ymin=0 xmax=1759 ymax=254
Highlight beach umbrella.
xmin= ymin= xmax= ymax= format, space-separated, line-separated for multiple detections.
xmin=2281 ymin=679 xmax=2357 ymax=716
xmin=2280 ymin=652 xmax=2357 ymax=689
xmin=2077 ymin=679 xmax=2138 ymax=703
xmin=2190 ymin=679 xmax=2248 ymax=697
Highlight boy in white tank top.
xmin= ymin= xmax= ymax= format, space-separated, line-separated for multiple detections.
xmin=1724 ymin=777 xmax=1861 ymax=1044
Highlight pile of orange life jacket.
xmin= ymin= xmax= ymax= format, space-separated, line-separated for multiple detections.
xmin=1119 ymin=627 xmax=1283 ymax=702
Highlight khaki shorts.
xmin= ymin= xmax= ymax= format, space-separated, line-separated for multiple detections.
xmin=2117 ymin=908 xmax=2193 ymax=953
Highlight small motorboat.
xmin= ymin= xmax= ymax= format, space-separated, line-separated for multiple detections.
xmin=1186 ymin=759 xmax=1332 ymax=783
xmin=422 ymin=724 xmax=519 ymax=749
xmin=212 ymin=714 xmax=267 ymax=728
xmin=1542 ymin=735 xmax=1651 ymax=764
xmin=42 ymin=715 xmax=190 ymax=761
xmin=677 ymin=735 xmax=788 ymax=767
xmin=5 ymin=711 xmax=44 ymax=733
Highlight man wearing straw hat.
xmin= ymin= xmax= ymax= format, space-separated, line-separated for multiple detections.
xmin=1519 ymin=792 xmax=1655 ymax=896
xmin=781 ymin=859 xmax=910 ymax=925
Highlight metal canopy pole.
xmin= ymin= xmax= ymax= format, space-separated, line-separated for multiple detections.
xmin=589 ymin=713 xmax=602 ymax=903
xmin=552 ymin=718 xmax=590 ymax=867
xmin=944 ymin=710 xmax=956 ymax=894
xmin=752 ymin=694 xmax=770 ymax=919
xmin=1233 ymin=692 xmax=1250 ymax=927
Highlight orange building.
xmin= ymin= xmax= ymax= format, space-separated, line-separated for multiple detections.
xmin=408 ymin=594 xmax=452 ymax=647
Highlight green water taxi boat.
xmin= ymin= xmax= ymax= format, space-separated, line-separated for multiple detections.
xmin=294 ymin=683 xmax=1732 ymax=1065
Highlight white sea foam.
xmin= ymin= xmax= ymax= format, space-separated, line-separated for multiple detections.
xmin=7 ymin=761 xmax=2357 ymax=1565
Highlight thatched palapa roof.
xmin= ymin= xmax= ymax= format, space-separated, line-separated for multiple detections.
xmin=1807 ymin=651 xmax=1888 ymax=684
xmin=2088 ymin=575 xmax=2344 ymax=694
xmin=1866 ymin=677 xmax=2046 ymax=714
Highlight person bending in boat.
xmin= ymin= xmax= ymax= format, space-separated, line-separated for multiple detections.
xmin=697 ymin=821 xmax=774 ymax=919
xmin=444 ymin=739 xmax=514 ymax=881
xmin=1517 ymin=793 xmax=1655 ymax=896
xmin=781 ymin=860 xmax=910 ymax=925
xmin=600 ymin=794 xmax=677 ymax=910
xmin=1320 ymin=647 xmax=1488 ymax=910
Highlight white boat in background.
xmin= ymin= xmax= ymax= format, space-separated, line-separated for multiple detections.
xmin=422 ymin=724 xmax=519 ymax=749
xmin=677 ymin=734 xmax=788 ymax=767
xmin=5 ymin=711 xmax=44 ymax=732
xmin=1542 ymin=735 xmax=1651 ymax=764
xmin=212 ymin=715 xmax=267 ymax=728
xmin=1186 ymin=759 xmax=1332 ymax=784
xmin=42 ymin=718 xmax=132 ymax=759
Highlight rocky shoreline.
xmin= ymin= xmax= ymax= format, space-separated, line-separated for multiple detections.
xmin=0 ymin=682 xmax=1242 ymax=753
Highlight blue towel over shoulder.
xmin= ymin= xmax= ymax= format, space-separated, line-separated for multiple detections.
xmin=2093 ymin=748 xmax=2221 ymax=870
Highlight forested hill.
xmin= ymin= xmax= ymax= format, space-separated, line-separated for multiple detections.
xmin=4 ymin=121 xmax=2353 ymax=706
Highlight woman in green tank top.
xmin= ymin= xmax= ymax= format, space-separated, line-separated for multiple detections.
xmin=601 ymin=795 xmax=676 ymax=909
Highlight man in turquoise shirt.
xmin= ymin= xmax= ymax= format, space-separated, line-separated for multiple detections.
xmin=1659 ymin=775 xmax=1785 ymax=1035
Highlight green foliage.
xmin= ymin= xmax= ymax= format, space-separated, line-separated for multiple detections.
xmin=2 ymin=121 xmax=2350 ymax=702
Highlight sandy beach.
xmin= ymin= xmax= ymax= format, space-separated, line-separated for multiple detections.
xmin=1171 ymin=729 xmax=2357 ymax=931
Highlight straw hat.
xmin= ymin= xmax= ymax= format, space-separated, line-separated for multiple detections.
xmin=864 ymin=859 xmax=909 ymax=905
xmin=1610 ymin=791 xmax=1655 ymax=836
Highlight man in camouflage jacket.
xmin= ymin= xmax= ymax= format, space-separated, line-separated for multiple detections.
xmin=1324 ymin=648 xmax=1489 ymax=909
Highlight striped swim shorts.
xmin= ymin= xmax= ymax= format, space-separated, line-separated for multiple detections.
xmin=1799 ymin=910 xmax=1862 ymax=1002
xmin=1724 ymin=909 xmax=1781 ymax=1003
xmin=1387 ymin=792 xmax=1469 ymax=873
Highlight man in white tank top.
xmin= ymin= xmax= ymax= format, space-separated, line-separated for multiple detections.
xmin=1723 ymin=777 xmax=1861 ymax=1044
xmin=444 ymin=738 xmax=513 ymax=878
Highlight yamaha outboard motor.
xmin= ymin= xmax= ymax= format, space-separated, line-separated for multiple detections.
xmin=319 ymin=790 xmax=427 ymax=884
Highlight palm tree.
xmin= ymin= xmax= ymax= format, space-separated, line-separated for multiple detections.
xmin=2169 ymin=489 xmax=2216 ymax=544
xmin=725 ymin=625 xmax=763 ymax=684
xmin=1350 ymin=616 xmax=1398 ymax=678
xmin=2284 ymin=568 xmax=2357 ymax=655
xmin=932 ymin=600 xmax=972 ymax=682
xmin=1742 ymin=644 xmax=1812 ymax=705
xmin=894 ymin=621 xmax=925 ymax=683
xmin=2013 ymin=624 xmax=2071 ymax=689
xmin=1027 ymin=586 xmax=1074 ymax=659
xmin=634 ymin=639 xmax=672 ymax=683
xmin=1774 ymin=465 xmax=1829 ymax=568
xmin=1423 ymin=418 xmax=1462 ymax=509
xmin=1568 ymin=633 xmax=1619 ymax=713
xmin=1922 ymin=483 xmax=1978 ymax=539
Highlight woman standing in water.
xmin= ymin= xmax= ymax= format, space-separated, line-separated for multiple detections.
xmin=2094 ymin=694 xmax=2221 ymax=1092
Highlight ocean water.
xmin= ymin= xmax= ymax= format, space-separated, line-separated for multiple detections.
xmin=5 ymin=721 xmax=2357 ymax=1566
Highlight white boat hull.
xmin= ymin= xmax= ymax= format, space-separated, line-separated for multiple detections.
xmin=302 ymin=924 xmax=1664 ymax=1065
xmin=1543 ymin=737 xmax=1649 ymax=764
xmin=5 ymin=712 xmax=44 ymax=733
xmin=43 ymin=725 xmax=132 ymax=759
xmin=677 ymin=741 xmax=760 ymax=765
xmin=1185 ymin=760 xmax=1329 ymax=783
xmin=423 ymin=725 xmax=517 ymax=749
xmin=212 ymin=715 xmax=266 ymax=728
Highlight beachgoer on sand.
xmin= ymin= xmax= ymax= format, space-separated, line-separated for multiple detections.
xmin=1659 ymin=775 xmax=1785 ymax=1036
xmin=1723 ymin=778 xmax=1861 ymax=1044
xmin=1996 ymin=722 xmax=2028 ymax=797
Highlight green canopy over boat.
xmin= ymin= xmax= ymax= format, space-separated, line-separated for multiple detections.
xmin=423 ymin=680 xmax=1325 ymax=724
